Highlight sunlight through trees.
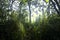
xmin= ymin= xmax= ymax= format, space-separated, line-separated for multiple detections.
xmin=0 ymin=0 xmax=60 ymax=40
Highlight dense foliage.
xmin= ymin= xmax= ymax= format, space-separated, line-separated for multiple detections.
xmin=0 ymin=0 xmax=60 ymax=40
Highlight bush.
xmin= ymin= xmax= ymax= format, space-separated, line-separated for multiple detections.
xmin=0 ymin=20 xmax=21 ymax=40
xmin=40 ymin=15 xmax=60 ymax=40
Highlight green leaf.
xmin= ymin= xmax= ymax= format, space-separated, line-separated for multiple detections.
xmin=45 ymin=0 xmax=49 ymax=3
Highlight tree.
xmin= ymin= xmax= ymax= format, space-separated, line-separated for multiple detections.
xmin=28 ymin=0 xmax=31 ymax=23
xmin=50 ymin=0 xmax=60 ymax=15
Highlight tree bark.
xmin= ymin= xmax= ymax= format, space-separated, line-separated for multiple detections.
xmin=28 ymin=0 xmax=31 ymax=23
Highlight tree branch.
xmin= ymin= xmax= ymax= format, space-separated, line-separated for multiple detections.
xmin=50 ymin=0 xmax=60 ymax=15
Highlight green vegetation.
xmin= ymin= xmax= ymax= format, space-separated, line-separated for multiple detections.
xmin=0 ymin=13 xmax=60 ymax=40
xmin=0 ymin=0 xmax=60 ymax=40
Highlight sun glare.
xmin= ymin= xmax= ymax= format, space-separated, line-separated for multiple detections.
xmin=31 ymin=11 xmax=42 ymax=23
xmin=30 ymin=5 xmax=43 ymax=23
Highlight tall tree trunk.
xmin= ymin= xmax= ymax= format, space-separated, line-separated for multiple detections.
xmin=19 ymin=2 xmax=22 ymax=19
xmin=28 ymin=0 xmax=31 ymax=23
